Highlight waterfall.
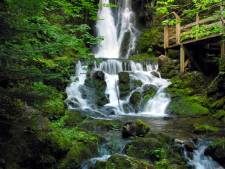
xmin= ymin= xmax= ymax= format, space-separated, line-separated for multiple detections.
xmin=95 ymin=0 xmax=120 ymax=58
xmin=184 ymin=142 xmax=224 ymax=169
xmin=66 ymin=0 xmax=171 ymax=117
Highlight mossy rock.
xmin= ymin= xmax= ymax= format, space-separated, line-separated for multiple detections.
xmin=85 ymin=71 xmax=108 ymax=107
xmin=193 ymin=124 xmax=220 ymax=134
xmin=142 ymin=84 xmax=157 ymax=103
xmin=63 ymin=111 xmax=86 ymax=127
xmin=131 ymin=80 xmax=143 ymax=89
xmin=168 ymin=95 xmax=209 ymax=116
xmin=135 ymin=119 xmax=150 ymax=137
xmin=125 ymin=133 xmax=187 ymax=168
xmin=119 ymin=72 xmax=130 ymax=97
xmin=213 ymin=110 xmax=225 ymax=120
xmin=95 ymin=154 xmax=155 ymax=169
xmin=129 ymin=91 xmax=142 ymax=111
xmin=60 ymin=140 xmax=98 ymax=169
xmin=122 ymin=120 xmax=150 ymax=138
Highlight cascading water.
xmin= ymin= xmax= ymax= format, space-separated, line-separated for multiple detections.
xmin=184 ymin=142 xmax=224 ymax=169
xmin=66 ymin=0 xmax=171 ymax=117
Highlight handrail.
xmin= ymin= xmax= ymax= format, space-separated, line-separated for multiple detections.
xmin=164 ymin=2 xmax=224 ymax=48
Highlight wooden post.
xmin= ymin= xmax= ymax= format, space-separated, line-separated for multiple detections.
xmin=221 ymin=39 xmax=225 ymax=58
xmin=173 ymin=12 xmax=181 ymax=45
xmin=195 ymin=13 xmax=200 ymax=40
xmin=180 ymin=44 xmax=185 ymax=73
xmin=221 ymin=2 xmax=225 ymax=58
xmin=164 ymin=26 xmax=169 ymax=48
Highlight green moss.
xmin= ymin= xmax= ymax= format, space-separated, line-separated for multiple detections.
xmin=213 ymin=110 xmax=225 ymax=120
xmin=130 ymin=92 xmax=142 ymax=109
xmin=194 ymin=124 xmax=220 ymax=133
xmin=210 ymin=137 xmax=225 ymax=148
xmin=60 ymin=141 xmax=98 ymax=169
xmin=119 ymin=72 xmax=130 ymax=97
xmin=135 ymin=119 xmax=150 ymax=136
xmin=130 ymin=53 xmax=158 ymax=63
xmin=125 ymin=133 xmax=186 ymax=168
xmin=40 ymin=113 xmax=99 ymax=160
xmin=80 ymin=119 xmax=122 ymax=131
xmin=155 ymin=159 xmax=173 ymax=169
xmin=95 ymin=154 xmax=154 ymax=169
xmin=143 ymin=85 xmax=157 ymax=103
xmin=168 ymin=95 xmax=209 ymax=116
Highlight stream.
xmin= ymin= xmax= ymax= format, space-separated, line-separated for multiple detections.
xmin=66 ymin=0 xmax=224 ymax=169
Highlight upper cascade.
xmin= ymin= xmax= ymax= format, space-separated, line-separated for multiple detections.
xmin=95 ymin=0 xmax=138 ymax=59
xmin=66 ymin=0 xmax=171 ymax=117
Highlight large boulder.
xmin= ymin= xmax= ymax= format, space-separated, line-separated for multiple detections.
xmin=95 ymin=154 xmax=155 ymax=169
xmin=122 ymin=120 xmax=150 ymax=138
xmin=119 ymin=72 xmax=130 ymax=97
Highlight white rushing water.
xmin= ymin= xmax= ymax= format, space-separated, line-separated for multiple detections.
xmin=95 ymin=0 xmax=119 ymax=58
xmin=185 ymin=142 xmax=224 ymax=169
xmin=66 ymin=61 xmax=90 ymax=110
xmin=66 ymin=0 xmax=171 ymax=117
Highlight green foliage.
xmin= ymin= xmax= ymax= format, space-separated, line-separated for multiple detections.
xmin=155 ymin=159 xmax=173 ymax=169
xmin=181 ymin=23 xmax=223 ymax=41
xmin=31 ymin=82 xmax=65 ymax=118
xmin=136 ymin=28 xmax=163 ymax=53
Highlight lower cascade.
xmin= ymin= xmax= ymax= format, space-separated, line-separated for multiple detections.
xmin=66 ymin=60 xmax=171 ymax=117
xmin=184 ymin=142 xmax=224 ymax=169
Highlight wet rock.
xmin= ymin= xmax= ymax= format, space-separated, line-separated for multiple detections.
xmin=151 ymin=71 xmax=160 ymax=78
xmin=131 ymin=79 xmax=142 ymax=89
xmin=95 ymin=154 xmax=155 ymax=169
xmin=129 ymin=91 xmax=142 ymax=112
xmin=119 ymin=72 xmax=130 ymax=97
xmin=92 ymin=71 xmax=105 ymax=81
xmin=122 ymin=122 xmax=136 ymax=138
xmin=122 ymin=120 xmax=150 ymax=138
xmin=142 ymin=84 xmax=157 ymax=104
xmin=184 ymin=142 xmax=196 ymax=153
xmin=85 ymin=71 xmax=108 ymax=107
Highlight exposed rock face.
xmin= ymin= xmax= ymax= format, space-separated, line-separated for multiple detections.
xmin=122 ymin=120 xmax=150 ymax=138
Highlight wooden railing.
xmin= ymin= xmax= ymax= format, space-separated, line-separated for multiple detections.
xmin=164 ymin=4 xmax=224 ymax=49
